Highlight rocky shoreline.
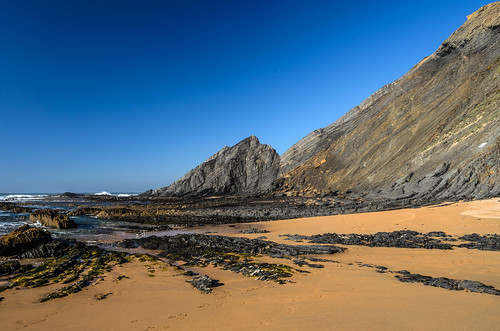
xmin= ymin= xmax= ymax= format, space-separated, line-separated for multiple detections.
xmin=1 ymin=193 xmax=463 ymax=227
xmin=1 ymin=195 xmax=500 ymax=302
xmin=118 ymin=233 xmax=345 ymax=284
xmin=1 ymin=212 xmax=499 ymax=303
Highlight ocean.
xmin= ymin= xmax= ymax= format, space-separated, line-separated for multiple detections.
xmin=0 ymin=192 xmax=145 ymax=243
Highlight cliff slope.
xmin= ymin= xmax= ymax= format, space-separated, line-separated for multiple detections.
xmin=277 ymin=2 xmax=500 ymax=200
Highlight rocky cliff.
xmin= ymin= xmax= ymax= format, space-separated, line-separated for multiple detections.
xmin=276 ymin=2 xmax=500 ymax=200
xmin=146 ymin=136 xmax=281 ymax=197
xmin=146 ymin=3 xmax=500 ymax=201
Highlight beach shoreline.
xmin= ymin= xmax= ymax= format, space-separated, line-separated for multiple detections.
xmin=1 ymin=198 xmax=499 ymax=330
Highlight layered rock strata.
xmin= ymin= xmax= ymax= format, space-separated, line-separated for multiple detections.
xmin=145 ymin=136 xmax=281 ymax=197
xmin=0 ymin=225 xmax=52 ymax=256
xmin=277 ymin=3 xmax=500 ymax=200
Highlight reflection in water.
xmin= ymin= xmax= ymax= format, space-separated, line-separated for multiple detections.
xmin=0 ymin=211 xmax=196 ymax=245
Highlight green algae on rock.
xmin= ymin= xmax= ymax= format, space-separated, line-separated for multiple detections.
xmin=0 ymin=225 xmax=52 ymax=256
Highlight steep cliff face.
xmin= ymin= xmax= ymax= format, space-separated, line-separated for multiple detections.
xmin=277 ymin=2 xmax=500 ymax=200
xmin=147 ymin=136 xmax=281 ymax=197
xmin=146 ymin=3 xmax=500 ymax=201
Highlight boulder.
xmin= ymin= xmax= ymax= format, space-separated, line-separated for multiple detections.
xmin=29 ymin=209 xmax=77 ymax=229
xmin=0 ymin=202 xmax=32 ymax=214
xmin=187 ymin=275 xmax=221 ymax=293
xmin=0 ymin=225 xmax=52 ymax=256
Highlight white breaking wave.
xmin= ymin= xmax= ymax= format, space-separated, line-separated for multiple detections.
xmin=94 ymin=191 xmax=112 ymax=196
xmin=0 ymin=194 xmax=49 ymax=202
xmin=93 ymin=192 xmax=138 ymax=197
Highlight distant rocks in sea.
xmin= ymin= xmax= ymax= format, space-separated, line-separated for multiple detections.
xmin=29 ymin=209 xmax=77 ymax=229
xmin=0 ymin=202 xmax=32 ymax=214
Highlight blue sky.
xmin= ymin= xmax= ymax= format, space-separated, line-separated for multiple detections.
xmin=0 ymin=0 xmax=491 ymax=193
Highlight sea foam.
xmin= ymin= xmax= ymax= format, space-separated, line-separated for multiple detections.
xmin=0 ymin=194 xmax=48 ymax=202
xmin=93 ymin=192 xmax=137 ymax=197
xmin=94 ymin=191 xmax=112 ymax=196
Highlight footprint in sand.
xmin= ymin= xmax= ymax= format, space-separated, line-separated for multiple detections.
xmin=167 ymin=313 xmax=188 ymax=320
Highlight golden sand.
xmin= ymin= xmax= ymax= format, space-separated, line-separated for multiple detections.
xmin=0 ymin=198 xmax=499 ymax=330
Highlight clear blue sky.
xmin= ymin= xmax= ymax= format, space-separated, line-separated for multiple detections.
xmin=0 ymin=0 xmax=491 ymax=193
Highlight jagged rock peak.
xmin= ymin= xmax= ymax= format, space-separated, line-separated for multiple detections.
xmin=145 ymin=135 xmax=281 ymax=197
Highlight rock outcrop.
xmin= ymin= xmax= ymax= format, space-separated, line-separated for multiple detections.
xmin=0 ymin=225 xmax=52 ymax=256
xmin=29 ymin=209 xmax=77 ymax=229
xmin=145 ymin=136 xmax=281 ymax=197
xmin=276 ymin=2 xmax=500 ymax=200
xmin=19 ymin=240 xmax=70 ymax=259
xmin=144 ymin=3 xmax=500 ymax=203
xmin=0 ymin=202 xmax=32 ymax=214
xmin=187 ymin=275 xmax=221 ymax=293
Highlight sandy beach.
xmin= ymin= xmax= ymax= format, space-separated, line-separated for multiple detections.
xmin=1 ymin=198 xmax=499 ymax=330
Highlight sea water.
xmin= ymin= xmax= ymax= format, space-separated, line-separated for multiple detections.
xmin=0 ymin=192 xmax=150 ymax=242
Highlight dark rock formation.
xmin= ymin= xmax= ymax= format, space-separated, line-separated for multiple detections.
xmin=118 ymin=234 xmax=328 ymax=284
xmin=284 ymin=230 xmax=500 ymax=252
xmin=19 ymin=240 xmax=69 ymax=258
xmin=283 ymin=230 xmax=454 ymax=250
xmin=66 ymin=194 xmax=450 ymax=227
xmin=187 ymin=275 xmax=221 ymax=293
xmin=60 ymin=192 xmax=79 ymax=198
xmin=144 ymin=135 xmax=281 ymax=197
xmin=118 ymin=233 xmax=345 ymax=258
xmin=29 ymin=209 xmax=77 ymax=229
xmin=240 ymin=228 xmax=270 ymax=234
xmin=0 ymin=225 xmax=52 ymax=256
xmin=457 ymin=233 xmax=500 ymax=251
xmin=276 ymin=3 xmax=500 ymax=200
xmin=0 ymin=240 xmax=133 ymax=302
xmin=395 ymin=270 xmax=500 ymax=296
xmin=0 ymin=202 xmax=32 ymax=214
xmin=0 ymin=260 xmax=22 ymax=276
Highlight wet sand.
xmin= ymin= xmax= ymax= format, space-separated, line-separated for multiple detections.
xmin=1 ymin=198 xmax=499 ymax=330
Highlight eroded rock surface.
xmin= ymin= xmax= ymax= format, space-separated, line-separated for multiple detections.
xmin=29 ymin=209 xmax=77 ymax=229
xmin=0 ymin=202 xmax=32 ymax=214
xmin=276 ymin=3 xmax=500 ymax=200
xmin=0 ymin=225 xmax=52 ymax=256
xmin=145 ymin=136 xmax=281 ymax=197
xmin=283 ymin=230 xmax=454 ymax=250
xmin=118 ymin=233 xmax=345 ymax=258
xmin=187 ymin=275 xmax=221 ymax=293
xmin=395 ymin=270 xmax=500 ymax=295
xmin=457 ymin=233 xmax=500 ymax=251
